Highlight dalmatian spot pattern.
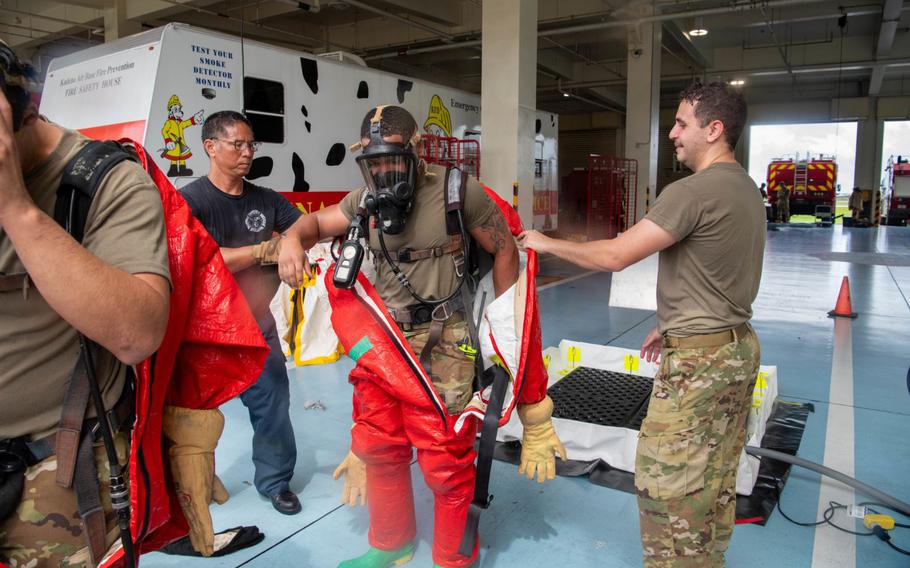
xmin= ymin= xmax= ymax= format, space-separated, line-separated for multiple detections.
xmin=247 ymin=156 xmax=273 ymax=180
xmin=326 ymin=143 xmax=346 ymax=166
xmin=357 ymin=81 xmax=369 ymax=99
xmin=300 ymin=104 xmax=309 ymax=117
xmin=292 ymin=152 xmax=310 ymax=191
xmin=535 ymin=119 xmax=542 ymax=134
xmin=397 ymin=79 xmax=413 ymax=103
xmin=300 ymin=58 xmax=319 ymax=94
xmin=305 ymin=121 xmax=312 ymax=133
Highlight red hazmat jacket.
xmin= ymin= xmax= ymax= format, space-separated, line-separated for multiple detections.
xmin=482 ymin=186 xmax=548 ymax=408
xmin=100 ymin=141 xmax=268 ymax=567
xmin=324 ymin=182 xmax=548 ymax=432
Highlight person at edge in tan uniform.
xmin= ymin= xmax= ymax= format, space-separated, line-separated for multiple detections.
xmin=0 ymin=41 xmax=170 ymax=567
xmin=518 ymin=82 xmax=765 ymax=568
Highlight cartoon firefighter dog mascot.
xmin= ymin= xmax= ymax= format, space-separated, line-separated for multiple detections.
xmin=278 ymin=105 xmax=565 ymax=568
xmin=161 ymin=94 xmax=203 ymax=177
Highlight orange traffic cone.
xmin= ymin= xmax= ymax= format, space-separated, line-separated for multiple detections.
xmin=828 ymin=276 xmax=858 ymax=318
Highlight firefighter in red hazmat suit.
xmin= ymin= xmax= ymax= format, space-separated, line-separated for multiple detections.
xmin=279 ymin=106 xmax=565 ymax=568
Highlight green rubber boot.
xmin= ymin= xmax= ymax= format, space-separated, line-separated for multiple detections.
xmin=337 ymin=542 xmax=416 ymax=568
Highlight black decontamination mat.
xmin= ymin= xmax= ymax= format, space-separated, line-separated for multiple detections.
xmin=493 ymin=366 xmax=812 ymax=525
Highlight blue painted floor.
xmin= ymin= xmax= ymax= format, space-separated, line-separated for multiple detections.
xmin=144 ymin=225 xmax=910 ymax=567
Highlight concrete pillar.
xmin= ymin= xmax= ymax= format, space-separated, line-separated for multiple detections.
xmin=853 ymin=102 xmax=883 ymax=195
xmin=624 ymin=5 xmax=661 ymax=223
xmin=481 ymin=0 xmax=537 ymax=227
xmin=105 ymin=0 xmax=142 ymax=42
xmin=736 ymin=123 xmax=750 ymax=171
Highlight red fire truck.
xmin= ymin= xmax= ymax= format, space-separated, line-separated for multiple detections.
xmin=883 ymin=156 xmax=910 ymax=226
xmin=767 ymin=156 xmax=837 ymax=222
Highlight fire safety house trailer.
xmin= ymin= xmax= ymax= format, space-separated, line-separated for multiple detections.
xmin=40 ymin=23 xmax=559 ymax=229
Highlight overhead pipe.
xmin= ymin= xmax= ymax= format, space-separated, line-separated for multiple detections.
xmin=364 ymin=0 xmax=833 ymax=61
xmin=366 ymin=39 xmax=482 ymax=61
xmin=0 ymin=21 xmax=85 ymax=37
xmin=153 ymin=0 xmax=327 ymax=47
xmin=539 ymin=57 xmax=910 ymax=91
xmin=561 ymin=91 xmax=626 ymax=114
xmin=744 ymin=6 xmax=910 ymax=28
xmin=273 ymin=0 xmax=321 ymax=12
xmin=338 ymin=0 xmax=456 ymax=43
xmin=758 ymin=5 xmax=795 ymax=79
xmin=537 ymin=0 xmax=833 ymax=38
xmin=542 ymin=36 xmax=625 ymax=80
xmin=556 ymin=78 xmax=626 ymax=114
xmin=0 ymin=7 xmax=100 ymax=31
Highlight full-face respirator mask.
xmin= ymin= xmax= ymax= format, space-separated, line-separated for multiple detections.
xmin=354 ymin=108 xmax=419 ymax=236
xmin=334 ymin=106 xmax=421 ymax=290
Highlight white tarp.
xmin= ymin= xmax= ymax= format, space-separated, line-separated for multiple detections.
xmin=270 ymin=241 xmax=376 ymax=366
xmin=497 ymin=339 xmax=778 ymax=496
xmin=608 ymin=252 xmax=658 ymax=311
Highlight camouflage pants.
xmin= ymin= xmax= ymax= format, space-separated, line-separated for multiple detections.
xmin=777 ymin=200 xmax=789 ymax=223
xmin=403 ymin=319 xmax=475 ymax=415
xmin=635 ymin=325 xmax=760 ymax=568
xmin=0 ymin=432 xmax=130 ymax=568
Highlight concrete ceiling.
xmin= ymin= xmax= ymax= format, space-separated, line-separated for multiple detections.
xmin=3 ymin=0 xmax=910 ymax=115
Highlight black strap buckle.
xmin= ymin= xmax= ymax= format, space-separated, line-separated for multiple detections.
xmin=452 ymin=250 xmax=466 ymax=278
xmin=432 ymin=299 xmax=457 ymax=321
xmin=397 ymin=248 xmax=413 ymax=263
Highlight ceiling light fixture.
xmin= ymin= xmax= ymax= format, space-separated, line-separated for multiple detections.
xmin=689 ymin=16 xmax=708 ymax=37
xmin=729 ymin=79 xmax=745 ymax=86
xmin=563 ymin=92 xmax=570 ymax=98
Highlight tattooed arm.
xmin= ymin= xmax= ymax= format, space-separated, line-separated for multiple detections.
xmin=469 ymin=210 xmax=519 ymax=297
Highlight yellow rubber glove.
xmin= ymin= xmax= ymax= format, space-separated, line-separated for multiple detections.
xmin=251 ymin=236 xmax=283 ymax=265
xmin=517 ymin=395 xmax=567 ymax=483
xmin=162 ymin=406 xmax=230 ymax=557
xmin=332 ymin=451 xmax=367 ymax=506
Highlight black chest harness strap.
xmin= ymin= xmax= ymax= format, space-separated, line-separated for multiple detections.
xmin=57 ymin=141 xmax=139 ymax=566
xmin=459 ymin=363 xmax=510 ymax=556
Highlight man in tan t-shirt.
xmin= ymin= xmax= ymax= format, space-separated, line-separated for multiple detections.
xmin=0 ymin=43 xmax=170 ymax=567
xmin=519 ymin=82 xmax=765 ymax=567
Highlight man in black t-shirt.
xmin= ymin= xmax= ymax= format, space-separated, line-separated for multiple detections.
xmin=181 ymin=111 xmax=304 ymax=515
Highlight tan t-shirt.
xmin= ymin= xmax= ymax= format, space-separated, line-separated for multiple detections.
xmin=0 ymin=127 xmax=171 ymax=440
xmin=340 ymin=163 xmax=498 ymax=309
xmin=645 ymin=162 xmax=765 ymax=337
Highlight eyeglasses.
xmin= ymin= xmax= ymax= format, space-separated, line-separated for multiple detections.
xmin=211 ymin=138 xmax=261 ymax=152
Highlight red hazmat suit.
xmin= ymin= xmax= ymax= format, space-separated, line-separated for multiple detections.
xmin=325 ymin=187 xmax=548 ymax=567
xmin=99 ymin=141 xmax=269 ymax=567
